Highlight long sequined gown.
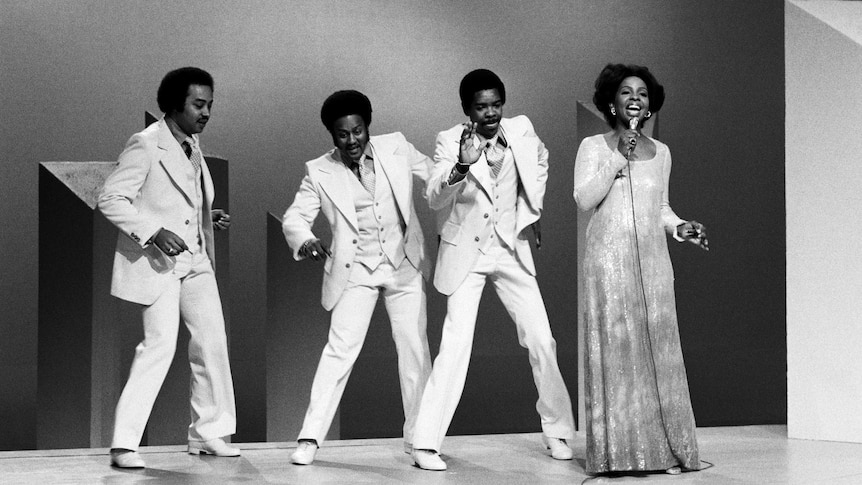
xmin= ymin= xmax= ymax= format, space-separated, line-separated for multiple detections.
xmin=573 ymin=134 xmax=699 ymax=474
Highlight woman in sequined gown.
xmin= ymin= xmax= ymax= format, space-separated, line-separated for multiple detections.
xmin=573 ymin=64 xmax=707 ymax=475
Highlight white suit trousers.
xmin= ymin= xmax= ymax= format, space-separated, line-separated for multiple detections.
xmin=111 ymin=250 xmax=237 ymax=450
xmin=297 ymin=259 xmax=432 ymax=445
xmin=412 ymin=242 xmax=575 ymax=451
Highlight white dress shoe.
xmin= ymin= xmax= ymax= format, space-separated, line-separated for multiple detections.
xmin=110 ymin=449 xmax=145 ymax=468
xmin=542 ymin=436 xmax=574 ymax=460
xmin=413 ymin=449 xmax=447 ymax=471
xmin=290 ymin=440 xmax=318 ymax=465
xmin=188 ymin=438 xmax=241 ymax=457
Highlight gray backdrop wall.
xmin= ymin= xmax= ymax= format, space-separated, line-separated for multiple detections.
xmin=0 ymin=0 xmax=785 ymax=450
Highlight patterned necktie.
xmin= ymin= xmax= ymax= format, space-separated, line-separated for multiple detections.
xmin=357 ymin=157 xmax=375 ymax=195
xmin=183 ymin=139 xmax=202 ymax=173
xmin=485 ymin=140 xmax=504 ymax=178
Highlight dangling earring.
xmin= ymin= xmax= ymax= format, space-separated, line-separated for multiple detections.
xmin=645 ymin=110 xmax=652 ymax=118
xmin=610 ymin=106 xmax=616 ymax=115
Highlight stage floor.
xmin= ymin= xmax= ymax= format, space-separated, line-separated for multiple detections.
xmin=1 ymin=425 xmax=860 ymax=484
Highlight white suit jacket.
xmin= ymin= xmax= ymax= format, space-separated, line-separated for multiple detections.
xmin=98 ymin=118 xmax=217 ymax=305
xmin=282 ymin=132 xmax=432 ymax=311
xmin=427 ymin=115 xmax=548 ymax=295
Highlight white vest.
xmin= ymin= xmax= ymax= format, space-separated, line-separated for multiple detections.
xmin=181 ymin=160 xmax=204 ymax=255
xmin=481 ymin=146 xmax=518 ymax=252
xmin=351 ymin=158 xmax=406 ymax=270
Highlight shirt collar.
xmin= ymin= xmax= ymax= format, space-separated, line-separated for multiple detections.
xmin=476 ymin=130 xmax=507 ymax=149
xmin=164 ymin=116 xmax=198 ymax=147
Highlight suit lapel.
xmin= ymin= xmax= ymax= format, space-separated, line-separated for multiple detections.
xmin=156 ymin=120 xmax=195 ymax=205
xmin=317 ymin=156 xmax=359 ymax=231
xmin=502 ymin=119 xmax=538 ymax=203
xmin=199 ymin=156 xmax=215 ymax=208
xmin=373 ymin=138 xmax=411 ymax=226
xmin=467 ymin=136 xmax=494 ymax=200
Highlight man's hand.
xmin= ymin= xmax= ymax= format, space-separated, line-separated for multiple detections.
xmin=458 ymin=121 xmax=483 ymax=167
xmin=531 ymin=221 xmax=542 ymax=250
xmin=212 ymin=209 xmax=231 ymax=230
xmin=300 ymin=238 xmax=331 ymax=261
xmin=152 ymin=228 xmax=189 ymax=256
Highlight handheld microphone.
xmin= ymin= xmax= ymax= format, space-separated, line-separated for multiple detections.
xmin=626 ymin=116 xmax=639 ymax=159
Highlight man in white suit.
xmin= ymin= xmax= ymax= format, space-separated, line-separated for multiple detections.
xmin=411 ymin=69 xmax=575 ymax=471
xmin=282 ymin=90 xmax=433 ymax=465
xmin=98 ymin=67 xmax=238 ymax=468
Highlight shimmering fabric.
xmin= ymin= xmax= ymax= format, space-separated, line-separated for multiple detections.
xmin=573 ymin=135 xmax=699 ymax=474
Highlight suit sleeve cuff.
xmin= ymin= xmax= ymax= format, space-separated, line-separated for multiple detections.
xmin=447 ymin=165 xmax=468 ymax=185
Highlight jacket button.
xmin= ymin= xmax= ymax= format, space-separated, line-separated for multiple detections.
xmin=346 ymin=263 xmax=351 ymax=268
xmin=185 ymin=220 xmax=190 ymax=224
xmin=352 ymin=239 xmax=357 ymax=244
xmin=484 ymin=213 xmax=489 ymax=218
xmin=474 ymin=236 xmax=480 ymax=242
